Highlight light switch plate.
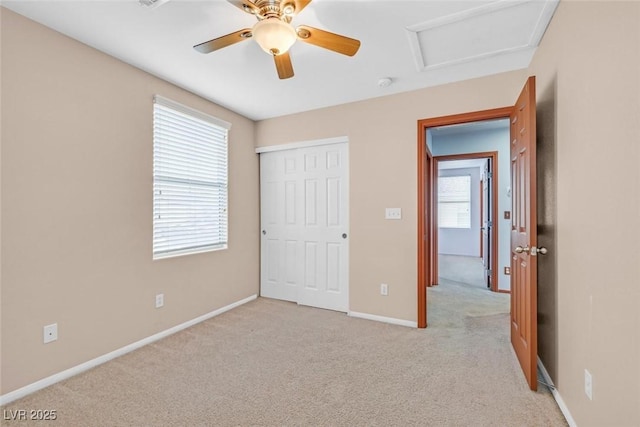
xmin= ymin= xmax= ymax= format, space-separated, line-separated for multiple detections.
xmin=585 ymin=369 xmax=593 ymax=400
xmin=385 ymin=208 xmax=402 ymax=220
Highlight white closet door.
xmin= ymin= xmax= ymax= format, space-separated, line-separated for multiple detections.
xmin=260 ymin=142 xmax=349 ymax=312
xmin=260 ymin=150 xmax=301 ymax=303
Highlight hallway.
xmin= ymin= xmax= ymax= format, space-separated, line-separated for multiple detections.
xmin=439 ymin=254 xmax=490 ymax=290
xmin=431 ymin=254 xmax=510 ymax=325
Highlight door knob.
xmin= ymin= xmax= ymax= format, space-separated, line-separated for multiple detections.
xmin=262 ymin=230 xmax=266 ymax=235
xmin=342 ymin=233 xmax=348 ymax=239
xmin=515 ymin=246 xmax=530 ymax=254
xmin=533 ymin=246 xmax=548 ymax=255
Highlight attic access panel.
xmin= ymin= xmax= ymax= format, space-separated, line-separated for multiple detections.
xmin=406 ymin=0 xmax=559 ymax=71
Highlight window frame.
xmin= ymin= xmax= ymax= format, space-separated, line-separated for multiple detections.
xmin=152 ymin=95 xmax=231 ymax=260
xmin=437 ymin=174 xmax=472 ymax=229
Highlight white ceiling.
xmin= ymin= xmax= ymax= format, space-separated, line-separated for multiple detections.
xmin=2 ymin=0 xmax=558 ymax=121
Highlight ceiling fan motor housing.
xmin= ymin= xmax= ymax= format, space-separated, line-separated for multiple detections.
xmin=249 ymin=0 xmax=296 ymax=22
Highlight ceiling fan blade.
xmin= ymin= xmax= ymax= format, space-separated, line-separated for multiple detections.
xmin=274 ymin=52 xmax=294 ymax=79
xmin=226 ymin=0 xmax=260 ymax=15
xmin=194 ymin=29 xmax=252 ymax=54
xmin=296 ymin=25 xmax=360 ymax=56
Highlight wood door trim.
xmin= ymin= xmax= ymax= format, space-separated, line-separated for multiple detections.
xmin=417 ymin=131 xmax=433 ymax=327
xmin=417 ymin=107 xmax=512 ymax=328
xmin=479 ymin=178 xmax=484 ymax=258
xmin=431 ymin=150 xmax=439 ymax=287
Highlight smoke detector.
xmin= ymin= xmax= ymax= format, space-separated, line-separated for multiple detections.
xmin=378 ymin=77 xmax=393 ymax=88
xmin=139 ymin=0 xmax=170 ymax=9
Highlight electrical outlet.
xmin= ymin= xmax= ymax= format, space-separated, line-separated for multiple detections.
xmin=585 ymin=369 xmax=593 ymax=400
xmin=155 ymin=293 xmax=164 ymax=308
xmin=43 ymin=323 xmax=58 ymax=344
xmin=504 ymin=267 xmax=511 ymax=275
xmin=380 ymin=283 xmax=389 ymax=296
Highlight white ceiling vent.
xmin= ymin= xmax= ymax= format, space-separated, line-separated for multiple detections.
xmin=139 ymin=0 xmax=171 ymax=9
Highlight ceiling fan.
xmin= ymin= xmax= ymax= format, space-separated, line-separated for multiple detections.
xmin=194 ymin=0 xmax=361 ymax=79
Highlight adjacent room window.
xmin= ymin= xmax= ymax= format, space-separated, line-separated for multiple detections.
xmin=438 ymin=175 xmax=471 ymax=229
xmin=152 ymin=95 xmax=231 ymax=259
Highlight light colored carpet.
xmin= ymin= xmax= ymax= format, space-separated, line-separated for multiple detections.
xmin=1 ymin=286 xmax=566 ymax=426
xmin=439 ymin=254 xmax=487 ymax=289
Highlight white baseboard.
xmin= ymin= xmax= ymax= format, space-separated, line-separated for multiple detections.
xmin=348 ymin=311 xmax=417 ymax=328
xmin=0 ymin=294 xmax=258 ymax=406
xmin=537 ymin=356 xmax=577 ymax=427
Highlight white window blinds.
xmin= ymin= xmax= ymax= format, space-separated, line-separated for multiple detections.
xmin=153 ymin=95 xmax=231 ymax=259
xmin=438 ymin=175 xmax=471 ymax=229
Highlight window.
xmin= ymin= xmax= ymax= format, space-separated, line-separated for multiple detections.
xmin=438 ymin=175 xmax=471 ymax=229
xmin=153 ymin=95 xmax=231 ymax=259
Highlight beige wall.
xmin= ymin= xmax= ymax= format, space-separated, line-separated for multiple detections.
xmin=529 ymin=2 xmax=640 ymax=425
xmin=256 ymin=72 xmax=527 ymax=321
xmin=1 ymin=9 xmax=259 ymax=395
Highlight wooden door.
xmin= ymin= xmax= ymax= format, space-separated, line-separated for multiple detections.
xmin=482 ymin=158 xmax=492 ymax=289
xmin=260 ymin=143 xmax=349 ymax=312
xmin=510 ymin=76 xmax=538 ymax=390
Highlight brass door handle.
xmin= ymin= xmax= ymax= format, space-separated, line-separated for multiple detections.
xmin=516 ymin=246 xmax=548 ymax=255
xmin=532 ymin=246 xmax=548 ymax=255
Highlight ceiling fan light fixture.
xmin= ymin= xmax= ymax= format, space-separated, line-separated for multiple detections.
xmin=252 ymin=18 xmax=297 ymax=56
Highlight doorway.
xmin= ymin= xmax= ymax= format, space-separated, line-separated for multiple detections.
xmin=434 ymin=153 xmax=499 ymax=293
xmin=417 ymin=107 xmax=512 ymax=328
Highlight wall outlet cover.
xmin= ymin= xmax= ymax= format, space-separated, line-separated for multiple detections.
xmin=380 ymin=283 xmax=389 ymax=296
xmin=43 ymin=323 xmax=58 ymax=344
